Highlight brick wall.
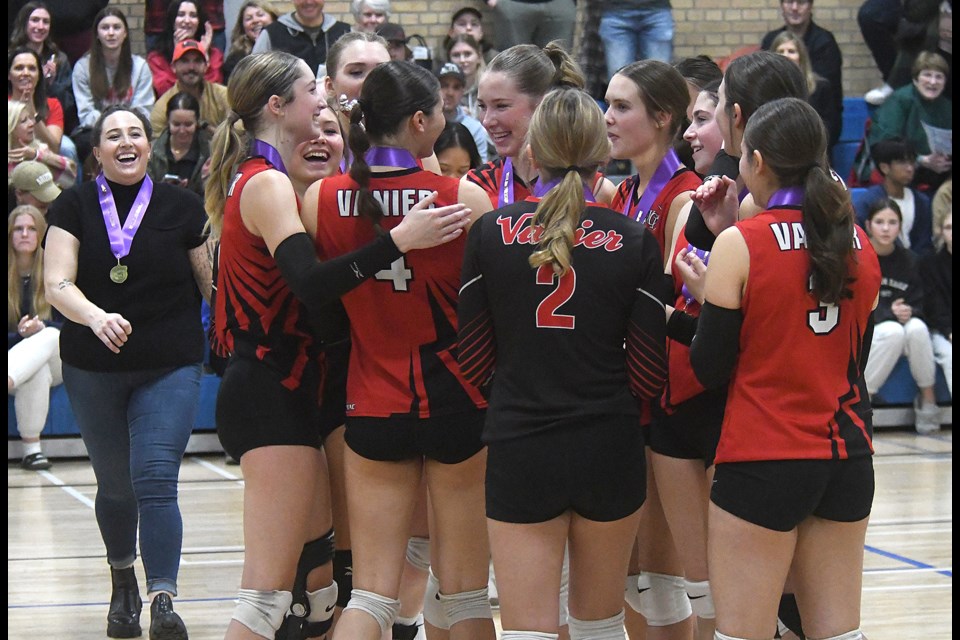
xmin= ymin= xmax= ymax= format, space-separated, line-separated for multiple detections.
xmin=110 ymin=0 xmax=884 ymax=96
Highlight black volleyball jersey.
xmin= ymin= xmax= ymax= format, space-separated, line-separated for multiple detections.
xmin=458 ymin=199 xmax=668 ymax=443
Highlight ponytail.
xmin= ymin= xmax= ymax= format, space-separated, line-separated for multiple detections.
xmin=803 ymin=165 xmax=854 ymax=304
xmin=346 ymin=101 xmax=385 ymax=232
xmin=204 ymin=114 xmax=248 ymax=238
xmin=528 ymin=168 xmax=586 ymax=276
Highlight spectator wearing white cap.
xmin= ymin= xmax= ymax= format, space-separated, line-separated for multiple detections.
xmin=437 ymin=62 xmax=495 ymax=163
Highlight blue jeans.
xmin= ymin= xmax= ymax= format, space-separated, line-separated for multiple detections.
xmin=62 ymin=363 xmax=201 ymax=595
xmin=599 ymin=7 xmax=675 ymax=79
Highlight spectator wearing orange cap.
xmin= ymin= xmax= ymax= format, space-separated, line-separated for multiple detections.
xmin=147 ymin=1 xmax=225 ymax=97
xmin=150 ymin=39 xmax=229 ymax=139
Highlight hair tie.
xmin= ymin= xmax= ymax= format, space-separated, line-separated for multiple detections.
xmin=227 ymin=109 xmax=241 ymax=124
xmin=338 ymin=94 xmax=359 ymax=114
xmin=564 ymin=165 xmax=582 ymax=173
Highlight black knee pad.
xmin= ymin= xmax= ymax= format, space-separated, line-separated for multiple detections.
xmin=277 ymin=529 xmax=336 ymax=640
xmin=333 ymin=549 xmax=353 ymax=608
xmin=777 ymin=593 xmax=805 ymax=639
xmin=392 ymin=620 xmax=421 ymax=640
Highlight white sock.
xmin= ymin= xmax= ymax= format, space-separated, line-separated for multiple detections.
xmin=22 ymin=441 xmax=42 ymax=457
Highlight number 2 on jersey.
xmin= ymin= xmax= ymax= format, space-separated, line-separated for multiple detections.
xmin=535 ymin=265 xmax=576 ymax=329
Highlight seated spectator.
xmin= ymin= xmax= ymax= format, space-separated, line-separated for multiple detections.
xmin=868 ymin=51 xmax=952 ymax=193
xmin=863 ymin=198 xmax=941 ymax=434
xmin=484 ymin=0 xmax=577 ymax=51
xmin=8 ymin=204 xmax=63 ymax=471
xmin=148 ymin=92 xmax=211 ymax=196
xmin=437 ymin=62 xmax=495 ymax=164
xmin=252 ymin=0 xmax=351 ymax=79
xmin=9 ymin=160 xmax=61 ymax=216
xmin=26 ymin=0 xmax=109 ymax=65
xmin=761 ymin=0 xmax=843 ymax=139
xmin=144 ymin=0 xmax=226 ymax=54
xmin=150 ymin=39 xmax=228 ymax=139
xmin=377 ymin=22 xmax=411 ymax=62
xmin=8 ymin=100 xmax=75 ymax=189
xmin=931 ymin=177 xmax=951 ymax=244
xmin=221 ymin=0 xmax=278 ymax=84
xmin=446 ymin=33 xmax=484 ymax=119
xmin=771 ymin=31 xmax=841 ymax=149
xmin=9 ymin=2 xmax=77 ymax=133
xmin=147 ymin=1 xmax=224 ymax=97
xmin=434 ymin=121 xmax=482 ymax=179
xmin=919 ymin=208 xmax=952 ymax=398
xmin=8 ymin=47 xmax=77 ymax=167
xmin=854 ymin=137 xmax=934 ymax=256
xmin=71 ymin=7 xmax=155 ymax=164
xmin=439 ymin=6 xmax=498 ymax=66
xmin=350 ymin=0 xmax=390 ymax=33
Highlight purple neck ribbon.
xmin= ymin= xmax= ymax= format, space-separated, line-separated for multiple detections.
xmin=364 ymin=146 xmax=419 ymax=169
xmin=96 ymin=173 xmax=153 ymax=262
xmin=251 ymin=139 xmax=287 ymax=175
xmin=497 ymin=157 xmax=518 ymax=208
xmin=532 ymin=175 xmax=597 ymax=202
xmin=681 ymin=243 xmax=710 ymax=305
xmin=623 ymin=148 xmax=682 ymax=223
xmin=766 ymin=186 xmax=805 ymax=208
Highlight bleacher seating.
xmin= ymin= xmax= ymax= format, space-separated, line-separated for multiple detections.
xmin=832 ymin=97 xmax=874 ymax=182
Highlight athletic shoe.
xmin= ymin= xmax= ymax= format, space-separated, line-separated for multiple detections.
xmin=914 ymin=397 xmax=941 ymax=435
xmin=20 ymin=452 xmax=52 ymax=471
xmin=864 ymin=83 xmax=893 ymax=106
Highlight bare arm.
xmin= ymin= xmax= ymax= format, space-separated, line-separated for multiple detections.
xmin=457 ymin=180 xmax=494 ymax=229
xmin=189 ymin=237 xmax=214 ymax=304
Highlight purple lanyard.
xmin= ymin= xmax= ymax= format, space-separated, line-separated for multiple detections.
xmin=532 ymin=176 xmax=597 ymax=202
xmin=96 ymin=173 xmax=152 ymax=262
xmin=339 ymin=148 xmax=352 ymax=175
xmin=497 ymin=157 xmax=517 ymax=208
xmin=365 ymin=146 xmax=419 ymax=169
xmin=680 ymin=244 xmax=710 ymax=305
xmin=766 ymin=186 xmax=805 ymax=208
xmin=623 ymin=148 xmax=682 ymax=223
xmin=251 ymin=139 xmax=287 ymax=175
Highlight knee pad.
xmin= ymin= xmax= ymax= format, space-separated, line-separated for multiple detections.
xmin=422 ymin=567 xmax=449 ymax=630
xmin=623 ymin=574 xmax=643 ymax=613
xmin=636 ymin=572 xmax=692 ymax=627
xmin=438 ymin=585 xmax=493 ymax=626
xmin=392 ymin=613 xmax=423 ymax=640
xmin=232 ymin=588 xmax=293 ymax=638
xmin=816 ymin=631 xmax=863 ymax=640
xmin=302 ymin=582 xmax=338 ymax=637
xmin=405 ymin=536 xmax=431 ymax=572
xmin=714 ymin=632 xmax=751 ymax=640
xmin=684 ymin=578 xmax=715 ymax=619
xmin=567 ymin=611 xmax=626 ymax=640
xmin=501 ymin=632 xmax=560 ymax=640
xmin=333 ymin=549 xmax=353 ymax=608
xmin=344 ymin=588 xmax=401 ymax=635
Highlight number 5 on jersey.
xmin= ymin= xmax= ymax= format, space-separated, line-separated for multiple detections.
xmin=536 ymin=265 xmax=576 ymax=329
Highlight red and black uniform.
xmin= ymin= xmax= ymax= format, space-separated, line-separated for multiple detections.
xmin=214 ymin=158 xmax=323 ymax=459
xmin=314 ymin=167 xmax=486 ymax=424
xmin=465 ymin=158 xmax=532 ymax=209
xmin=612 ymin=168 xmax=701 ymax=255
xmin=458 ymin=197 xmax=667 ymax=522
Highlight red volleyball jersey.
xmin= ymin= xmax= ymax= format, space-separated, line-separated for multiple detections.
xmin=214 ymin=158 xmax=319 ymax=392
xmin=314 ymin=167 xmax=487 ymax=418
xmin=465 ymin=158 xmax=532 ymax=209
xmin=715 ymin=206 xmax=881 ymax=463
xmin=612 ymin=168 xmax=701 ymax=255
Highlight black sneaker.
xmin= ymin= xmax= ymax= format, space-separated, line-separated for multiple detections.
xmin=149 ymin=593 xmax=187 ymax=640
xmin=20 ymin=452 xmax=52 ymax=470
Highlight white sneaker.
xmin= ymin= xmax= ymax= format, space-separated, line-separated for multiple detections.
xmin=864 ymin=83 xmax=894 ymax=106
xmin=914 ymin=397 xmax=941 ymax=435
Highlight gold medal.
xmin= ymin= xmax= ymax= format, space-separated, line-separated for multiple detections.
xmin=110 ymin=264 xmax=128 ymax=283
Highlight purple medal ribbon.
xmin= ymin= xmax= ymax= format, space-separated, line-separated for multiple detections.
xmin=623 ymin=148 xmax=682 ymax=223
xmin=497 ymin=157 xmax=516 ymax=208
xmin=766 ymin=186 xmax=805 ymax=208
xmin=364 ymin=146 xmax=419 ymax=168
xmin=680 ymin=244 xmax=710 ymax=305
xmin=251 ymin=139 xmax=287 ymax=175
xmin=532 ymin=175 xmax=597 ymax=202
xmin=96 ymin=173 xmax=153 ymax=273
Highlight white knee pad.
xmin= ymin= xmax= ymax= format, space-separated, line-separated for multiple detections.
xmin=232 ymin=588 xmax=293 ymax=638
xmin=624 ymin=574 xmax=643 ymax=613
xmin=305 ymin=582 xmax=338 ymax=623
xmin=422 ymin=568 xmax=450 ymax=630
xmin=568 ymin=611 xmax=626 ymax=640
xmin=344 ymin=588 xmax=400 ymax=635
xmin=817 ymin=630 xmax=864 ymax=640
xmin=405 ymin=536 xmax=431 ymax=572
xmin=683 ymin=578 xmax=715 ymax=619
xmin=636 ymin=572 xmax=692 ymax=626
xmin=438 ymin=584 xmax=493 ymax=626
xmin=501 ymin=632 xmax=560 ymax=640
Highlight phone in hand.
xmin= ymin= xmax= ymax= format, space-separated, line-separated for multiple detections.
xmin=162 ymin=173 xmax=182 ymax=185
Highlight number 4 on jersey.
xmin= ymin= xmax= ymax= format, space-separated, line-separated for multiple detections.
xmin=375 ymin=257 xmax=413 ymax=291
xmin=536 ymin=265 xmax=576 ymax=329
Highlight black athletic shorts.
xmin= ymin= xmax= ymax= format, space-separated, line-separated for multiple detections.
xmin=711 ymin=456 xmax=875 ymax=532
xmin=345 ymin=410 xmax=485 ymax=464
xmin=486 ymin=415 xmax=646 ymax=524
xmin=216 ymin=357 xmax=322 ymax=460
xmin=318 ymin=341 xmax=349 ymax=440
xmin=649 ymin=387 xmax=726 ymax=466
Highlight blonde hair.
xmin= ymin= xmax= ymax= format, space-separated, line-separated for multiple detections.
xmin=205 ymin=51 xmax=304 ymax=237
xmin=484 ymin=41 xmax=584 ymax=102
xmin=227 ymin=1 xmax=279 ymax=58
xmin=8 ymin=100 xmax=39 ymax=155
xmin=527 ymin=88 xmax=610 ymax=276
xmin=771 ymin=31 xmax=820 ymax=96
xmin=8 ymin=204 xmax=51 ymax=326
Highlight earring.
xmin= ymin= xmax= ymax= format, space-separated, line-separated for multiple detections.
xmin=656 ymin=121 xmax=663 ymax=129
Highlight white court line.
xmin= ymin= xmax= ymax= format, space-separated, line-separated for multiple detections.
xmin=862 ymin=583 xmax=953 ymax=591
xmin=864 ymin=566 xmax=953 ymax=575
xmin=867 ymin=527 xmax=952 ymax=536
xmin=191 ymin=456 xmax=244 ymax=483
xmin=38 ymin=469 xmax=95 ymax=509
xmin=872 ymin=456 xmax=952 ymax=465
